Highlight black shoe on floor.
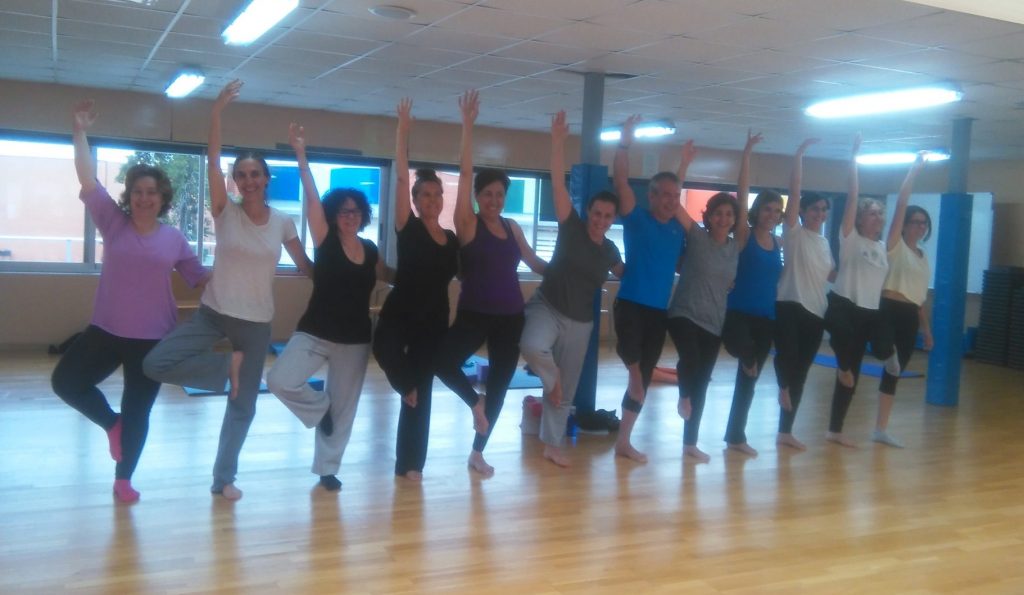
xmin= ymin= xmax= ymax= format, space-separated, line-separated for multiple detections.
xmin=319 ymin=475 xmax=342 ymax=491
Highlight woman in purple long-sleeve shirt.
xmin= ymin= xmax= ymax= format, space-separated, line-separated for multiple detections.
xmin=51 ymin=100 xmax=207 ymax=503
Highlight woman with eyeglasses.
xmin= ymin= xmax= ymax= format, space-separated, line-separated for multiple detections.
xmin=266 ymin=122 xmax=391 ymax=492
xmin=872 ymin=171 xmax=932 ymax=448
xmin=772 ymin=139 xmax=834 ymax=451
xmin=823 ymin=138 xmax=925 ymax=448
xmin=143 ymin=80 xmax=312 ymax=500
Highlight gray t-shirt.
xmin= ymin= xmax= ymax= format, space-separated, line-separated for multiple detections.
xmin=538 ymin=210 xmax=622 ymax=322
xmin=668 ymin=225 xmax=739 ymax=335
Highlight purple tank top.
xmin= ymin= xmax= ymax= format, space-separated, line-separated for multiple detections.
xmin=457 ymin=216 xmax=524 ymax=315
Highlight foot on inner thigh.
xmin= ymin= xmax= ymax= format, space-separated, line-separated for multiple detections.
xmin=742 ymin=360 xmax=759 ymax=378
xmin=107 ymin=416 xmax=123 ymax=463
xmin=543 ymin=445 xmax=570 ymax=468
xmin=778 ymin=388 xmax=792 ymax=412
xmin=825 ymin=431 xmax=858 ymax=448
xmin=228 ymin=351 xmax=244 ymax=400
xmin=471 ymin=396 xmax=489 ymax=435
xmin=677 ymin=397 xmax=692 ymax=420
xmin=837 ymin=368 xmax=855 ymax=388
xmin=112 ymin=479 xmax=139 ymax=503
xmin=727 ymin=442 xmax=758 ymax=457
xmin=684 ymin=444 xmax=711 ymax=463
xmin=467 ymin=450 xmax=495 ymax=477
xmin=402 ymin=388 xmax=418 ymax=408
xmin=545 ymin=378 xmax=563 ymax=408
xmin=215 ymin=483 xmax=243 ymax=501
xmin=776 ymin=433 xmax=807 ymax=451
xmin=614 ymin=440 xmax=648 ymax=463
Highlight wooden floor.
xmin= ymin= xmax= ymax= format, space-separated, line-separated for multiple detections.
xmin=1 ymin=344 xmax=1023 ymax=594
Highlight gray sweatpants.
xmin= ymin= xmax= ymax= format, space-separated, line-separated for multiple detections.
xmin=142 ymin=305 xmax=271 ymax=492
xmin=519 ymin=294 xmax=593 ymax=447
xmin=266 ymin=332 xmax=369 ymax=476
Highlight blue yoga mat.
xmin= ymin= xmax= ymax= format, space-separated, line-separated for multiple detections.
xmin=463 ymin=354 xmax=543 ymax=390
xmin=812 ymin=354 xmax=923 ymax=379
xmin=184 ymin=378 xmax=324 ymax=397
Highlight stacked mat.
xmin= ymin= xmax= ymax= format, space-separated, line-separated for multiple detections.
xmin=975 ymin=267 xmax=1024 ymax=367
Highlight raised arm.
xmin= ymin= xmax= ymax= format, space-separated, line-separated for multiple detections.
xmin=71 ymin=100 xmax=98 ymax=192
xmin=735 ymin=130 xmax=762 ymax=248
xmin=289 ymin=123 xmax=328 ymax=248
xmin=208 ymin=80 xmax=242 ymax=218
xmin=613 ymin=114 xmax=641 ymax=216
xmin=673 ymin=139 xmax=698 ymax=231
xmin=840 ymin=134 xmax=862 ymax=238
xmin=550 ymin=110 xmax=573 ymax=223
xmin=394 ymin=98 xmax=414 ymax=232
xmin=510 ymin=220 xmax=547 ymax=275
xmin=454 ymin=90 xmax=480 ymax=244
xmin=886 ymin=152 xmax=927 ymax=251
xmin=786 ymin=138 xmax=820 ymax=228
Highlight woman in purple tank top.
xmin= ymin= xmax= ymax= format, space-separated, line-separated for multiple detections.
xmin=433 ymin=90 xmax=546 ymax=477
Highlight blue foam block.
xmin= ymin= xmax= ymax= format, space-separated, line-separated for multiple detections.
xmin=184 ymin=378 xmax=324 ymax=397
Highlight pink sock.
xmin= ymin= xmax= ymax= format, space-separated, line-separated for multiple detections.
xmin=107 ymin=417 xmax=123 ymax=462
xmin=113 ymin=479 xmax=139 ymax=503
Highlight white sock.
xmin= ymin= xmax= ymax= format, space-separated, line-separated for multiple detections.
xmin=872 ymin=429 xmax=904 ymax=448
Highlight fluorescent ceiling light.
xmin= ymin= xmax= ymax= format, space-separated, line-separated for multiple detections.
xmin=223 ymin=0 xmax=298 ymax=46
xmin=806 ymin=86 xmax=962 ymax=119
xmin=601 ymin=120 xmax=676 ymax=142
xmin=165 ymin=71 xmax=205 ymax=98
xmin=856 ymin=152 xmax=951 ymax=166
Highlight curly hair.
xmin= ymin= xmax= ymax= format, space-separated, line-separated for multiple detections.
xmin=322 ymin=188 xmax=372 ymax=232
xmin=118 ymin=164 xmax=174 ymax=217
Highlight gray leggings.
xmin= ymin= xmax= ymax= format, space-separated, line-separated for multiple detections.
xmin=143 ymin=305 xmax=271 ymax=492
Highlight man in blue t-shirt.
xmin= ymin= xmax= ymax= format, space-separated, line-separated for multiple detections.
xmin=611 ymin=115 xmax=692 ymax=463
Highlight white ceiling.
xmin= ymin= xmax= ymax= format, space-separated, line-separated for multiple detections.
xmin=2 ymin=0 xmax=1024 ymax=160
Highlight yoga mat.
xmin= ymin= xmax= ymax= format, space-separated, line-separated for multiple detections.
xmin=463 ymin=355 xmax=543 ymax=390
xmin=184 ymin=378 xmax=324 ymax=397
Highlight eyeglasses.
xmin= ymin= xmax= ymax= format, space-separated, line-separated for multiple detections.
xmin=338 ymin=208 xmax=361 ymax=218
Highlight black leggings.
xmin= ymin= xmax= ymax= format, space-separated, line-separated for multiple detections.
xmin=773 ymin=301 xmax=825 ymax=434
xmin=434 ymin=309 xmax=524 ymax=452
xmin=878 ymin=297 xmax=921 ymax=395
xmin=667 ymin=316 xmax=722 ymax=446
xmin=614 ymin=299 xmax=668 ymax=414
xmin=824 ymin=292 xmax=894 ymax=433
xmin=721 ymin=310 xmax=774 ymax=444
xmin=51 ymin=325 xmax=161 ymax=480
xmin=373 ymin=311 xmax=448 ymax=475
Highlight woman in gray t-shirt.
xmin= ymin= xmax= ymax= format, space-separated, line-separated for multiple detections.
xmin=519 ymin=111 xmax=623 ymax=468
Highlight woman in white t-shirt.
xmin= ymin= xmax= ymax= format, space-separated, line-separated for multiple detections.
xmin=823 ymin=137 xmax=925 ymax=448
xmin=772 ymin=138 xmax=835 ymax=451
xmin=144 ymin=80 xmax=312 ymax=500
xmin=873 ymin=192 xmax=932 ymax=448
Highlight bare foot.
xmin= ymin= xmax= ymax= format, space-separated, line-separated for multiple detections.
xmin=471 ymin=396 xmax=489 ymax=435
xmin=545 ymin=378 xmax=563 ymax=408
xmin=402 ymin=470 xmax=423 ymax=482
xmin=836 ymin=368 xmax=855 ymax=388
xmin=229 ymin=351 xmax=244 ymax=400
xmin=543 ymin=445 xmax=570 ymax=468
xmin=684 ymin=445 xmax=711 ymax=463
xmin=403 ymin=388 xmax=417 ymax=408
xmin=776 ymin=433 xmax=807 ymax=451
xmin=218 ymin=483 xmax=243 ymax=501
xmin=742 ymin=360 xmax=759 ymax=378
xmin=467 ymin=450 xmax=494 ymax=477
xmin=614 ymin=441 xmax=648 ymax=463
xmin=778 ymin=387 xmax=792 ymax=412
xmin=677 ymin=397 xmax=692 ymax=420
xmin=825 ymin=431 xmax=858 ymax=448
xmin=727 ymin=442 xmax=759 ymax=457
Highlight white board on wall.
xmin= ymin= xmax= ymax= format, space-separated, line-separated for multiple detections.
xmin=884 ymin=192 xmax=993 ymax=294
